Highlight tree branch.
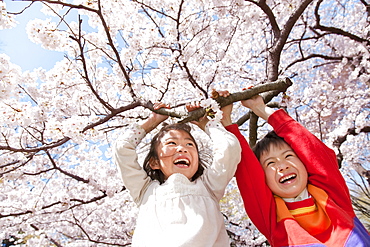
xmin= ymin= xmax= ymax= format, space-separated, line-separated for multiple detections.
xmin=314 ymin=0 xmax=370 ymax=45
xmin=178 ymin=77 xmax=293 ymax=123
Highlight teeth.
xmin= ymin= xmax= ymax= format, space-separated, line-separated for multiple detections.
xmin=174 ymin=159 xmax=189 ymax=166
xmin=279 ymin=174 xmax=296 ymax=183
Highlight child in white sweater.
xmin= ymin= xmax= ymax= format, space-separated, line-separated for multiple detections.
xmin=113 ymin=102 xmax=241 ymax=247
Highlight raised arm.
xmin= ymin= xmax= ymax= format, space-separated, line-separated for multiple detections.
xmin=240 ymin=94 xmax=275 ymax=121
xmin=211 ymin=92 xmax=276 ymax=238
xmin=243 ymin=95 xmax=352 ymax=211
xmin=221 ymin=95 xmax=276 ymax=239
xmin=187 ymin=95 xmax=241 ymax=200
xmin=268 ymin=109 xmax=352 ymax=210
xmin=140 ymin=103 xmax=170 ymax=132
xmin=113 ymin=103 xmax=169 ymax=204
xmin=225 ymin=124 xmax=277 ymax=239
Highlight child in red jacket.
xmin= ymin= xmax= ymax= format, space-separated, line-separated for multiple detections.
xmin=224 ymin=94 xmax=370 ymax=246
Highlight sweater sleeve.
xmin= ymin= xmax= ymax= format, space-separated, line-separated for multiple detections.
xmin=268 ymin=109 xmax=353 ymax=212
xmin=201 ymin=123 xmax=242 ymax=201
xmin=226 ymin=124 xmax=276 ymax=240
xmin=113 ymin=124 xmax=152 ymax=205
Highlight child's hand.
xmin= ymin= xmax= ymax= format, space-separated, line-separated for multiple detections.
xmin=141 ymin=102 xmax=170 ymax=133
xmin=186 ymin=102 xmax=209 ymax=131
xmin=185 ymin=101 xmax=201 ymax=113
xmin=215 ymin=90 xmax=233 ymax=126
xmin=152 ymin=102 xmax=170 ymax=122
xmin=241 ymin=95 xmax=265 ymax=110
xmin=241 ymin=95 xmax=275 ymax=121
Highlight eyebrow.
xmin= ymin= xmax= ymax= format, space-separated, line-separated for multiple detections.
xmin=261 ymin=156 xmax=272 ymax=166
xmin=261 ymin=149 xmax=294 ymax=165
xmin=163 ymin=137 xmax=195 ymax=142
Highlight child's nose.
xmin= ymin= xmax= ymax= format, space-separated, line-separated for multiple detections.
xmin=277 ymin=161 xmax=289 ymax=171
xmin=177 ymin=145 xmax=188 ymax=153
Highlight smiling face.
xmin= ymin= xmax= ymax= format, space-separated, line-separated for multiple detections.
xmin=259 ymin=142 xmax=308 ymax=199
xmin=150 ymin=129 xmax=199 ymax=180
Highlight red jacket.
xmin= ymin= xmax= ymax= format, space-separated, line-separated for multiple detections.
xmin=226 ymin=109 xmax=370 ymax=246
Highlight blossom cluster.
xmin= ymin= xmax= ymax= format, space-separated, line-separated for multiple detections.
xmin=1 ymin=0 xmax=369 ymax=246
xmin=0 ymin=2 xmax=17 ymax=30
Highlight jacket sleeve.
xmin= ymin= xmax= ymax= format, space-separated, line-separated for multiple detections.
xmin=113 ymin=124 xmax=152 ymax=205
xmin=268 ymin=109 xmax=353 ymax=212
xmin=226 ymin=124 xmax=276 ymax=240
xmin=201 ymin=123 xmax=242 ymax=201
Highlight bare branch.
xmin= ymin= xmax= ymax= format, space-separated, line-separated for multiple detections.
xmin=314 ymin=0 xmax=370 ymax=45
xmin=245 ymin=0 xmax=281 ymax=40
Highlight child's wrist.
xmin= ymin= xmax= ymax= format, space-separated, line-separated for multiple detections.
xmin=141 ymin=119 xmax=160 ymax=133
xmin=250 ymin=105 xmax=275 ymax=121
xmin=221 ymin=117 xmax=233 ymax=126
xmin=262 ymin=106 xmax=275 ymax=120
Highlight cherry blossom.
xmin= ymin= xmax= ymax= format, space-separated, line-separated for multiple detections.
xmin=0 ymin=0 xmax=369 ymax=246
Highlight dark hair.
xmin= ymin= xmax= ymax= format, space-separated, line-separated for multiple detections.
xmin=253 ymin=131 xmax=288 ymax=162
xmin=143 ymin=123 xmax=206 ymax=184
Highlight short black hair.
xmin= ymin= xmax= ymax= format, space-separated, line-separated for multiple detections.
xmin=253 ymin=131 xmax=288 ymax=162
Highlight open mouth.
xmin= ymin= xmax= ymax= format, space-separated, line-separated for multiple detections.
xmin=173 ymin=158 xmax=190 ymax=167
xmin=279 ymin=174 xmax=297 ymax=184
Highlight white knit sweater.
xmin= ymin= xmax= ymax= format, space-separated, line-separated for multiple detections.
xmin=114 ymin=123 xmax=241 ymax=247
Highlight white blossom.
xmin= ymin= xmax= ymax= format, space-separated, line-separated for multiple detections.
xmin=1 ymin=0 xmax=369 ymax=246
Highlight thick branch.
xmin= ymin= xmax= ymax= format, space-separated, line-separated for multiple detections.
xmin=0 ymin=79 xmax=291 ymax=155
xmin=268 ymin=0 xmax=314 ymax=80
xmin=237 ymin=89 xmax=288 ymax=145
xmin=278 ymin=0 xmax=314 ymax=48
xmin=179 ymin=77 xmax=292 ymax=123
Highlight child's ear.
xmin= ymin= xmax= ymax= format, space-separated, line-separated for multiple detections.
xmin=149 ymin=157 xmax=160 ymax=170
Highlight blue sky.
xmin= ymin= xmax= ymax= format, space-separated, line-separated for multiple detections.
xmin=0 ymin=1 xmax=64 ymax=71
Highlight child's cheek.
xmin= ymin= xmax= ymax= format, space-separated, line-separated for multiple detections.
xmin=162 ymin=146 xmax=176 ymax=155
xmin=264 ymin=167 xmax=275 ymax=181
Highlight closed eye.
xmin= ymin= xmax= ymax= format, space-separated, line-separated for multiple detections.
xmin=266 ymin=161 xmax=274 ymax=166
xmin=285 ymin=153 xmax=295 ymax=159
